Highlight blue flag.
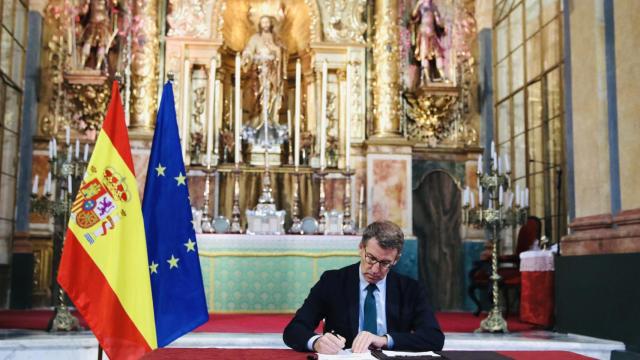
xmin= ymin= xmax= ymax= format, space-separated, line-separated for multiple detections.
xmin=142 ymin=81 xmax=208 ymax=347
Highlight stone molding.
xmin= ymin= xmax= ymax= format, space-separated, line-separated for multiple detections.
xmin=562 ymin=208 xmax=640 ymax=255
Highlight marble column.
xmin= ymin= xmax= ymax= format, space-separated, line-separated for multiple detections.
xmin=129 ymin=0 xmax=159 ymax=131
xmin=371 ymin=0 xmax=401 ymax=137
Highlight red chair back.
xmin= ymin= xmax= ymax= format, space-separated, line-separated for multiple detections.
xmin=515 ymin=216 xmax=542 ymax=257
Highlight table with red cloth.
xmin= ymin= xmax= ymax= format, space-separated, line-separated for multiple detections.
xmin=141 ymin=348 xmax=595 ymax=360
xmin=519 ymin=249 xmax=555 ymax=326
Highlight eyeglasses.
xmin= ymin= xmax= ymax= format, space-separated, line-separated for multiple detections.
xmin=363 ymin=249 xmax=395 ymax=269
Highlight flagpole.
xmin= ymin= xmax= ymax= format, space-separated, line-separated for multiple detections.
xmin=97 ymin=345 xmax=103 ymax=360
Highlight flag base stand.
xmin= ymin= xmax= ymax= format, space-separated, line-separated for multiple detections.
xmin=49 ymin=288 xmax=81 ymax=332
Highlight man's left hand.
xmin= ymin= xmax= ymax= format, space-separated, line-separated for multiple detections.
xmin=351 ymin=331 xmax=388 ymax=353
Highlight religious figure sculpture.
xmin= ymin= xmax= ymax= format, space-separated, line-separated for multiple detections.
xmin=411 ymin=0 xmax=447 ymax=85
xmin=241 ymin=14 xmax=288 ymax=148
xmin=78 ymin=0 xmax=119 ymax=71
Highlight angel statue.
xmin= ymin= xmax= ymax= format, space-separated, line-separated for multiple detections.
xmin=411 ymin=0 xmax=447 ymax=85
xmin=241 ymin=10 xmax=288 ymax=148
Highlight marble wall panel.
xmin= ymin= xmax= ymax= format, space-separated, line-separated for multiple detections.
xmin=367 ymin=154 xmax=412 ymax=234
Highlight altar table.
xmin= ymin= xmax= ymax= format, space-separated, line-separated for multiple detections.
xmin=519 ymin=250 xmax=555 ymax=326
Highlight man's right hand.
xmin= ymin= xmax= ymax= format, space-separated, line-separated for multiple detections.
xmin=313 ymin=332 xmax=346 ymax=354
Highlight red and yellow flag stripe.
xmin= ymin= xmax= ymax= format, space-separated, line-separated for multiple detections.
xmin=58 ymin=82 xmax=157 ymax=360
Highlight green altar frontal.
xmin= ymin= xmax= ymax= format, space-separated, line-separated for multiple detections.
xmin=197 ymin=234 xmax=361 ymax=313
xmin=197 ymin=234 xmax=418 ymax=313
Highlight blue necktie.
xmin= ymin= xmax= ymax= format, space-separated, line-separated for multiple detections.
xmin=363 ymin=283 xmax=378 ymax=334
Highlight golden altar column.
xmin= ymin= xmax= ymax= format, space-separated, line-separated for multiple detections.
xmin=130 ymin=0 xmax=160 ymax=131
xmin=371 ymin=0 xmax=402 ymax=138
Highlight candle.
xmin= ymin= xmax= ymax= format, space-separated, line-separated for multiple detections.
xmin=479 ymin=186 xmax=483 ymax=205
xmin=504 ymin=153 xmax=511 ymax=173
xmin=67 ymin=175 xmax=73 ymax=193
xmin=215 ymin=80 xmax=223 ymax=165
xmin=67 ymin=145 xmax=72 ymax=162
xmin=52 ymin=138 xmax=57 ymax=158
xmin=235 ymin=53 xmax=241 ymax=164
xmin=497 ymin=156 xmax=502 ymax=174
xmin=287 ymin=110 xmax=292 ymax=144
xmin=207 ymin=57 xmax=217 ymax=167
xmin=515 ymin=184 xmax=520 ymax=206
xmin=83 ymin=143 xmax=89 ymax=162
xmin=46 ymin=172 xmax=52 ymax=194
xmin=294 ymin=59 xmax=301 ymax=167
xmin=524 ymin=187 xmax=529 ymax=207
xmin=65 ymin=125 xmax=70 ymax=145
xmin=360 ymin=184 xmax=365 ymax=204
xmin=32 ymin=175 xmax=39 ymax=195
xmin=345 ymin=62 xmax=352 ymax=170
xmin=181 ymin=59 xmax=191 ymax=162
xmin=490 ymin=141 xmax=495 ymax=159
xmin=470 ymin=191 xmax=476 ymax=208
xmin=477 ymin=154 xmax=483 ymax=175
xmin=48 ymin=139 xmax=53 ymax=160
xmin=320 ymin=60 xmax=327 ymax=170
xmin=75 ymin=139 xmax=80 ymax=159
xmin=499 ymin=186 xmax=503 ymax=205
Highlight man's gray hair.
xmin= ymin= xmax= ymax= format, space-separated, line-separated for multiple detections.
xmin=361 ymin=220 xmax=404 ymax=253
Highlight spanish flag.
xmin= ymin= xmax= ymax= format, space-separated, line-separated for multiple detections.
xmin=58 ymin=81 xmax=157 ymax=359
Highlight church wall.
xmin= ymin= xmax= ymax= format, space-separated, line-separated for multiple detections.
xmin=613 ymin=0 xmax=640 ymax=211
xmin=569 ymin=0 xmax=611 ymax=219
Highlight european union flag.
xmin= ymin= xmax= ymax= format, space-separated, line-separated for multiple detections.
xmin=142 ymin=81 xmax=208 ymax=347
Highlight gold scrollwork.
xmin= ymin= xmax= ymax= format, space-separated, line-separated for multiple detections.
xmin=404 ymin=90 xmax=457 ymax=144
xmin=318 ymin=0 xmax=367 ymax=43
xmin=65 ymin=82 xmax=111 ymax=132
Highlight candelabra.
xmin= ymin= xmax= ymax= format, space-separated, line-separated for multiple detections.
xmin=342 ymin=169 xmax=356 ymax=235
xmin=31 ymin=135 xmax=87 ymax=331
xmin=463 ymin=146 xmax=528 ymax=333
xmin=288 ymin=166 xmax=302 ymax=234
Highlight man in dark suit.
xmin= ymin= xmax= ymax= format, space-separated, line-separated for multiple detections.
xmin=283 ymin=220 xmax=444 ymax=354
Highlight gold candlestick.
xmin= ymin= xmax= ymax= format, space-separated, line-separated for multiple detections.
xmin=317 ymin=170 xmax=327 ymax=234
xmin=289 ymin=166 xmax=302 ymax=234
xmin=230 ymin=163 xmax=242 ymax=233
xmin=342 ymin=169 xmax=355 ymax=235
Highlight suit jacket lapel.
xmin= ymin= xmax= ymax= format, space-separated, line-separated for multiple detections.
xmin=385 ymin=271 xmax=399 ymax=332
xmin=347 ymin=263 xmax=360 ymax=340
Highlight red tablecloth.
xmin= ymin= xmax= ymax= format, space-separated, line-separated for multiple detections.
xmin=519 ymin=250 xmax=555 ymax=326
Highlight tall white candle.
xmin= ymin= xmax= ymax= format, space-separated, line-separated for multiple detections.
xmin=67 ymin=175 xmax=73 ymax=193
xmin=294 ymin=59 xmax=301 ymax=167
xmin=477 ymin=154 xmax=483 ymax=174
xmin=45 ymin=172 xmax=52 ymax=194
xmin=320 ymin=60 xmax=327 ymax=170
xmin=52 ymin=138 xmax=57 ymax=158
xmin=83 ymin=143 xmax=89 ymax=162
xmin=215 ymin=80 xmax=223 ymax=165
xmin=287 ymin=110 xmax=292 ymax=143
xmin=65 ymin=125 xmax=70 ymax=145
xmin=32 ymin=175 xmax=39 ymax=195
xmin=515 ymin=184 xmax=521 ymax=206
xmin=181 ymin=59 xmax=191 ymax=162
xmin=207 ymin=57 xmax=217 ymax=167
xmin=345 ymin=62 xmax=352 ymax=170
xmin=504 ymin=153 xmax=511 ymax=173
xmin=524 ymin=187 xmax=529 ymax=207
xmin=48 ymin=139 xmax=53 ymax=160
xmin=499 ymin=186 xmax=504 ymax=205
xmin=478 ymin=186 xmax=483 ymax=205
xmin=235 ymin=53 xmax=242 ymax=164
xmin=67 ymin=145 xmax=72 ymax=162
xmin=75 ymin=139 xmax=80 ymax=159
xmin=360 ymin=184 xmax=364 ymax=204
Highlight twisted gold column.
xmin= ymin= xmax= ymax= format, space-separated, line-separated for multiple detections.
xmin=372 ymin=0 xmax=402 ymax=137
xmin=130 ymin=0 xmax=159 ymax=131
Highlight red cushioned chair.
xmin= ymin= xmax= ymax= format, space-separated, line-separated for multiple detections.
xmin=468 ymin=216 xmax=542 ymax=316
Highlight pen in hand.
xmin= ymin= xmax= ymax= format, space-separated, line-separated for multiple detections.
xmin=315 ymin=330 xmax=346 ymax=354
